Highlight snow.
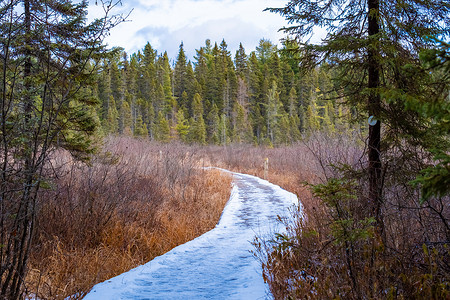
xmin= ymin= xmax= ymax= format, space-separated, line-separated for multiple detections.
xmin=84 ymin=171 xmax=300 ymax=300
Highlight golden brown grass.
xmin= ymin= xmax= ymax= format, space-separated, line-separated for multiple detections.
xmin=246 ymin=133 xmax=450 ymax=299
xmin=25 ymin=134 xmax=356 ymax=299
xmin=26 ymin=137 xmax=232 ymax=299
xmin=197 ymin=142 xmax=322 ymax=211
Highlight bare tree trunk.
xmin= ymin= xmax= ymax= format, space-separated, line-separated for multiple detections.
xmin=0 ymin=1 xmax=35 ymax=298
xmin=367 ymin=0 xmax=382 ymax=226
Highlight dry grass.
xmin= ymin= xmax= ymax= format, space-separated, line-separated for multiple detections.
xmin=27 ymin=131 xmax=419 ymax=299
xmin=196 ymin=137 xmax=336 ymax=212
xmin=24 ymin=133 xmax=327 ymax=299
xmin=26 ymin=137 xmax=232 ymax=299
xmin=247 ymin=132 xmax=450 ymax=299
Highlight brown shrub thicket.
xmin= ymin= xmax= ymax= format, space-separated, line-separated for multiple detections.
xmin=26 ymin=137 xmax=232 ymax=299
xmin=250 ymin=132 xmax=449 ymax=299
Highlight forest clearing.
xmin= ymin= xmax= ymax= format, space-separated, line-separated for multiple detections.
xmin=1 ymin=0 xmax=449 ymax=299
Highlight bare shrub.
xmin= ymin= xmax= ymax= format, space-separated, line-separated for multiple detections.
xmin=252 ymin=132 xmax=450 ymax=299
xmin=26 ymin=137 xmax=232 ymax=299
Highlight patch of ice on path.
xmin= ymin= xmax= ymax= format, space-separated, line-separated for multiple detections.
xmin=84 ymin=171 xmax=300 ymax=300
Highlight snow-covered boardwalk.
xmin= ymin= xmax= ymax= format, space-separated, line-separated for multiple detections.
xmin=84 ymin=171 xmax=299 ymax=300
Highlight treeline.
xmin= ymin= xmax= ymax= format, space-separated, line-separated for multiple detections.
xmin=95 ymin=39 xmax=346 ymax=145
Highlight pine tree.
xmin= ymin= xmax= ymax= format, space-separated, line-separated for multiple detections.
xmin=105 ymin=96 xmax=119 ymax=133
xmin=154 ymin=111 xmax=170 ymax=142
xmin=122 ymin=100 xmax=133 ymax=136
xmin=188 ymin=93 xmax=207 ymax=144
xmin=266 ymin=81 xmax=283 ymax=144
xmin=206 ymin=103 xmax=220 ymax=144
xmin=233 ymin=103 xmax=253 ymax=143
xmin=194 ymin=46 xmax=208 ymax=99
xmin=134 ymin=114 xmax=148 ymax=137
xmin=174 ymin=42 xmax=188 ymax=100
xmin=98 ymin=60 xmax=112 ymax=121
xmin=235 ymin=43 xmax=248 ymax=78
xmin=305 ymin=97 xmax=320 ymax=132
xmin=188 ymin=115 xmax=207 ymax=144
xmin=159 ymin=52 xmax=177 ymax=119
xmin=321 ymin=101 xmax=335 ymax=133
xmin=256 ymin=39 xmax=277 ymax=65
xmin=219 ymin=113 xmax=229 ymax=145
xmin=0 ymin=0 xmax=124 ymax=297
xmin=175 ymin=109 xmax=190 ymax=142
xmin=267 ymin=0 xmax=449 ymax=221
xmin=248 ymin=52 xmax=263 ymax=143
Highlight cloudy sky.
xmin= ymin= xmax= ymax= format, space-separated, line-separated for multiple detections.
xmin=87 ymin=0 xmax=293 ymax=61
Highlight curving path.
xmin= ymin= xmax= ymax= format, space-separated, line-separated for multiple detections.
xmin=84 ymin=171 xmax=299 ymax=300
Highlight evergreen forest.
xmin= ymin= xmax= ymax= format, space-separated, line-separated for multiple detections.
xmin=95 ymin=39 xmax=342 ymax=145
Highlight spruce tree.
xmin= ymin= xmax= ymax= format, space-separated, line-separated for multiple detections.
xmin=148 ymin=102 xmax=156 ymax=139
xmin=121 ymin=100 xmax=133 ymax=135
xmin=126 ymin=54 xmax=139 ymax=132
xmin=256 ymin=39 xmax=277 ymax=65
xmin=185 ymin=62 xmax=197 ymax=110
xmin=98 ymin=60 xmax=112 ymax=121
xmin=248 ymin=52 xmax=264 ymax=142
xmin=134 ymin=114 xmax=148 ymax=137
xmin=266 ymin=81 xmax=283 ymax=144
xmin=194 ymin=46 xmax=208 ymax=99
xmin=305 ymin=97 xmax=320 ymax=132
xmin=267 ymin=0 xmax=450 ymax=223
xmin=411 ymin=38 xmax=450 ymax=201
xmin=235 ymin=43 xmax=248 ymax=78
xmin=174 ymin=42 xmax=188 ymax=100
xmin=188 ymin=93 xmax=207 ymax=144
xmin=140 ymin=43 xmax=158 ymax=105
xmin=0 ymin=0 xmax=125 ymax=297
xmin=158 ymin=52 xmax=176 ymax=119
xmin=110 ymin=60 xmax=123 ymax=104
xmin=188 ymin=116 xmax=207 ymax=145
xmin=219 ymin=113 xmax=229 ymax=145
xmin=154 ymin=111 xmax=170 ymax=142
xmin=265 ymin=1 xmax=450 ymax=297
xmin=233 ymin=103 xmax=253 ymax=143
xmin=206 ymin=103 xmax=220 ymax=144
xmin=105 ymin=96 xmax=119 ymax=133
xmin=175 ymin=109 xmax=190 ymax=142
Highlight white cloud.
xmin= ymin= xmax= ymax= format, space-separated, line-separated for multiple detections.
xmin=87 ymin=0 xmax=292 ymax=59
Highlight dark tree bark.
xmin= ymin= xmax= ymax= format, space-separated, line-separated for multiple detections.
xmin=367 ymin=0 xmax=382 ymax=226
